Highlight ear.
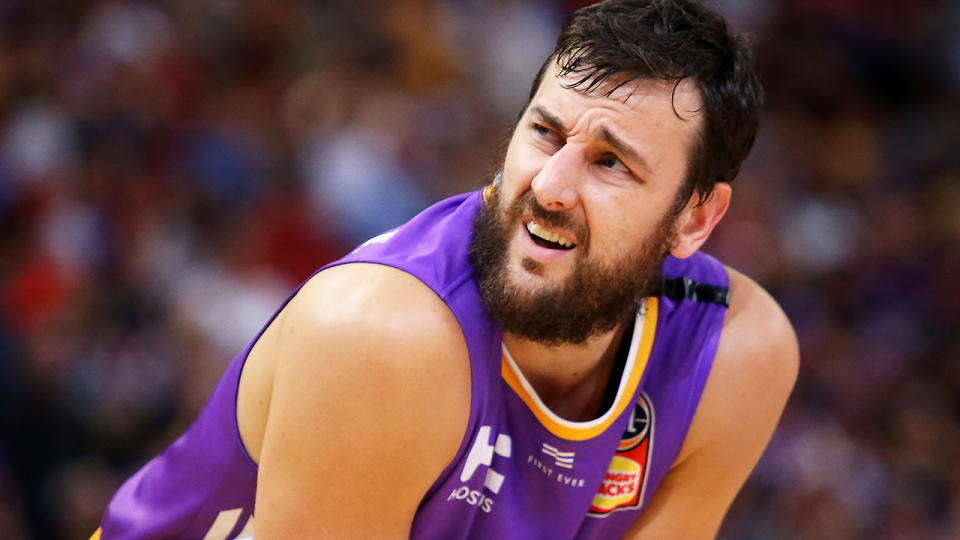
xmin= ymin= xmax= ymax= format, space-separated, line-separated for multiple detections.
xmin=670 ymin=182 xmax=731 ymax=259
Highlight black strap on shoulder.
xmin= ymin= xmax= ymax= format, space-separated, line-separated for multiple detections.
xmin=661 ymin=276 xmax=730 ymax=307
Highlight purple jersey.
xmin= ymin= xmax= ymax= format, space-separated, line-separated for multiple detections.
xmin=97 ymin=190 xmax=728 ymax=539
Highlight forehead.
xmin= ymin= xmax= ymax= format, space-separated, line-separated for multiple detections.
xmin=532 ymin=61 xmax=704 ymax=125
xmin=528 ymin=63 xmax=704 ymax=180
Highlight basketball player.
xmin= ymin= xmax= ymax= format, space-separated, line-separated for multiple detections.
xmin=93 ymin=0 xmax=798 ymax=538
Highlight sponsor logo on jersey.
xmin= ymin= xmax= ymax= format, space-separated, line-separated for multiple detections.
xmin=541 ymin=443 xmax=575 ymax=469
xmin=589 ymin=392 xmax=654 ymax=517
xmin=446 ymin=425 xmax=511 ymax=514
xmin=527 ymin=445 xmax=586 ymax=488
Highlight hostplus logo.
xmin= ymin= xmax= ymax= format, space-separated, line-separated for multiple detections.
xmin=446 ymin=425 xmax=512 ymax=514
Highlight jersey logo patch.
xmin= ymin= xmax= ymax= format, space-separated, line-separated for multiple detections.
xmin=541 ymin=443 xmax=574 ymax=469
xmin=588 ymin=392 xmax=654 ymax=517
xmin=446 ymin=425 xmax=512 ymax=514
xmin=460 ymin=425 xmax=512 ymax=493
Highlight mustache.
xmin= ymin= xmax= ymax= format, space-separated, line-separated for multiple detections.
xmin=516 ymin=191 xmax=589 ymax=247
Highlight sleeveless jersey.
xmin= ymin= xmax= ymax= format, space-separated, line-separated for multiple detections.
xmin=96 ymin=190 xmax=728 ymax=539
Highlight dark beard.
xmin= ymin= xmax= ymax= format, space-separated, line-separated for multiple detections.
xmin=468 ymin=188 xmax=676 ymax=345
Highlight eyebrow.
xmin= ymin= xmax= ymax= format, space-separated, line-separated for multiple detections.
xmin=530 ymin=105 xmax=566 ymax=134
xmin=529 ymin=105 xmax=652 ymax=175
xmin=597 ymin=126 xmax=652 ymax=175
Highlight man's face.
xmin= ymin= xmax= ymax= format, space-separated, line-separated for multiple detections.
xmin=469 ymin=64 xmax=704 ymax=344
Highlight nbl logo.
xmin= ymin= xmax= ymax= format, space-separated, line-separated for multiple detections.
xmin=619 ymin=393 xmax=652 ymax=452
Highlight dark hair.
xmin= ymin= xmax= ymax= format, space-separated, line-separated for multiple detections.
xmin=527 ymin=0 xmax=763 ymax=209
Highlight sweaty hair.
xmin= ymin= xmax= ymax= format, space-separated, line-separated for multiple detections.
xmin=527 ymin=0 xmax=764 ymax=210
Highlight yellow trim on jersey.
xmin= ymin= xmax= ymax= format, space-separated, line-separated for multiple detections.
xmin=90 ymin=528 xmax=102 ymax=540
xmin=500 ymin=297 xmax=658 ymax=441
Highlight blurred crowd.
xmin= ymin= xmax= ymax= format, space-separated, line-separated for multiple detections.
xmin=0 ymin=0 xmax=957 ymax=538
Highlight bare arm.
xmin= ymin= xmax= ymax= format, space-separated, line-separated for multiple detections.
xmin=253 ymin=264 xmax=471 ymax=538
xmin=625 ymin=267 xmax=799 ymax=539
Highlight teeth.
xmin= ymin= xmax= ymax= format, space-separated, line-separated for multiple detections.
xmin=526 ymin=221 xmax=574 ymax=248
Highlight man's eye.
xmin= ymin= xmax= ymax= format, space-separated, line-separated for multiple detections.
xmin=599 ymin=153 xmax=630 ymax=173
xmin=532 ymin=123 xmax=552 ymax=137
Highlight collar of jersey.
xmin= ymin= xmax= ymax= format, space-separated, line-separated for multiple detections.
xmin=500 ymin=297 xmax=658 ymax=441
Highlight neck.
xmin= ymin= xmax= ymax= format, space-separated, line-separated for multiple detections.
xmin=502 ymin=323 xmax=628 ymax=422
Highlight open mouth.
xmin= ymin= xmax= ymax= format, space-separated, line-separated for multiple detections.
xmin=525 ymin=220 xmax=575 ymax=250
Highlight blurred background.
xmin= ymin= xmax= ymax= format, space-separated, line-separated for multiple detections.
xmin=0 ymin=0 xmax=958 ymax=538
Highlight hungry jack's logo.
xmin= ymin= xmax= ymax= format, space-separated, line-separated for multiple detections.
xmin=589 ymin=393 xmax=654 ymax=516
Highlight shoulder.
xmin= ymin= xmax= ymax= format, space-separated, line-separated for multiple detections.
xmin=715 ymin=266 xmax=799 ymax=415
xmin=275 ymin=262 xmax=472 ymax=432
xmin=253 ymin=263 xmax=472 ymax=536
xmin=611 ymin=263 xmax=800 ymax=538
xmin=287 ymin=262 xmax=467 ymax=345
xmin=721 ymin=266 xmax=798 ymax=364
xmin=624 ymin=266 xmax=797 ymax=538
xmin=678 ymin=265 xmax=799 ymax=463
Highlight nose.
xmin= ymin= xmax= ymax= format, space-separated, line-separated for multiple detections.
xmin=530 ymin=144 xmax=583 ymax=212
